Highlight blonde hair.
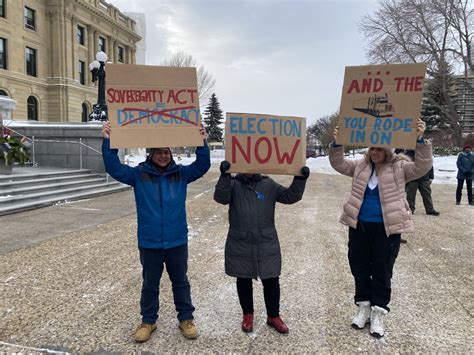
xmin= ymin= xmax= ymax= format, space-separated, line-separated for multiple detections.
xmin=364 ymin=147 xmax=394 ymax=164
xmin=363 ymin=147 xmax=413 ymax=164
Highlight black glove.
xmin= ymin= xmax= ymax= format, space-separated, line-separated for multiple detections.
xmin=220 ymin=160 xmax=231 ymax=175
xmin=296 ymin=166 xmax=310 ymax=180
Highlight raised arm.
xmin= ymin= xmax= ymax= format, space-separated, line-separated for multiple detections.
xmin=101 ymin=122 xmax=136 ymax=186
xmin=213 ymin=160 xmax=233 ymax=205
xmin=184 ymin=127 xmax=211 ymax=183
xmin=276 ymin=167 xmax=309 ymax=204
xmin=403 ymin=119 xmax=433 ymax=182
xmin=328 ymin=126 xmax=357 ymax=177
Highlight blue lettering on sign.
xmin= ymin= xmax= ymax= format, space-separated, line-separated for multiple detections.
xmin=247 ymin=117 xmax=256 ymax=134
xmin=257 ymin=118 xmax=266 ymax=134
xmin=229 ymin=116 xmax=240 ymax=134
xmin=350 ymin=130 xmax=366 ymax=144
xmin=228 ymin=116 xmax=301 ymax=136
xmin=370 ymin=131 xmax=393 ymax=145
xmin=344 ymin=116 xmax=368 ymax=129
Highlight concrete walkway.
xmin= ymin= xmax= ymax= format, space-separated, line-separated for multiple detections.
xmin=0 ymin=165 xmax=473 ymax=353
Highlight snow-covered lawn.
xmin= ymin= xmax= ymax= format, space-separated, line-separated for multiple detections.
xmin=124 ymin=153 xmax=460 ymax=185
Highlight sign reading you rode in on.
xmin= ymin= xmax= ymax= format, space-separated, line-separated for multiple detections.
xmin=107 ymin=64 xmax=203 ymax=149
xmin=226 ymin=113 xmax=306 ymax=176
xmin=338 ymin=63 xmax=426 ymax=149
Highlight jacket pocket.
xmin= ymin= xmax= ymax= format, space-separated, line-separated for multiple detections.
xmin=227 ymin=229 xmax=247 ymax=241
xmin=261 ymin=227 xmax=277 ymax=240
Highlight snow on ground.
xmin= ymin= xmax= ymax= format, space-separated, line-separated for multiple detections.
xmin=124 ymin=151 xmax=460 ymax=185
xmin=305 ymin=154 xmax=458 ymax=185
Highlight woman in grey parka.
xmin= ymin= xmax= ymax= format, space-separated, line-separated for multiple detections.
xmin=214 ymin=161 xmax=309 ymax=334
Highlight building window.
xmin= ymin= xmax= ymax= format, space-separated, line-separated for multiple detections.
xmin=98 ymin=36 xmax=106 ymax=52
xmin=0 ymin=38 xmax=6 ymax=70
xmin=77 ymin=25 xmax=85 ymax=45
xmin=0 ymin=90 xmax=8 ymax=96
xmin=117 ymin=46 xmax=124 ymax=63
xmin=82 ymin=103 xmax=88 ymax=122
xmin=79 ymin=60 xmax=85 ymax=85
xmin=27 ymin=96 xmax=38 ymax=121
xmin=24 ymin=6 xmax=35 ymax=30
xmin=0 ymin=0 xmax=5 ymax=18
xmin=25 ymin=47 xmax=36 ymax=76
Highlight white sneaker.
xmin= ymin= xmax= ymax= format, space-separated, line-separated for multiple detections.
xmin=351 ymin=301 xmax=371 ymax=329
xmin=370 ymin=305 xmax=388 ymax=337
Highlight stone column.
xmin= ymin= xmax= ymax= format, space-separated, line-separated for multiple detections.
xmin=87 ymin=25 xmax=95 ymax=85
xmin=70 ymin=15 xmax=76 ymax=82
xmin=107 ymin=36 xmax=114 ymax=63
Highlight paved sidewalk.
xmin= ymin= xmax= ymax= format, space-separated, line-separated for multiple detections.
xmin=0 ymin=167 xmax=473 ymax=353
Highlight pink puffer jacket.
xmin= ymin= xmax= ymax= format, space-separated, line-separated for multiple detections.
xmin=329 ymin=142 xmax=432 ymax=236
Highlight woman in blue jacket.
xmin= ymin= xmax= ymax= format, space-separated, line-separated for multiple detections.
xmin=101 ymin=122 xmax=210 ymax=343
xmin=456 ymin=144 xmax=474 ymax=205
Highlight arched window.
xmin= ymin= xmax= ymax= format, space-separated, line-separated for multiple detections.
xmin=81 ymin=103 xmax=88 ymax=122
xmin=0 ymin=90 xmax=8 ymax=96
xmin=27 ymin=96 xmax=38 ymax=121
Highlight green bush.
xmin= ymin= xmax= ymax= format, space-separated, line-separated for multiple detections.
xmin=432 ymin=145 xmax=461 ymax=156
xmin=0 ymin=135 xmax=31 ymax=166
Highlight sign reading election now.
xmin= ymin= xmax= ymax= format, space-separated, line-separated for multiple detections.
xmin=225 ymin=112 xmax=306 ymax=176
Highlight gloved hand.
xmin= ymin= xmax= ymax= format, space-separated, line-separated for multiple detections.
xmin=296 ymin=166 xmax=310 ymax=180
xmin=301 ymin=166 xmax=310 ymax=178
xmin=220 ymin=160 xmax=231 ymax=175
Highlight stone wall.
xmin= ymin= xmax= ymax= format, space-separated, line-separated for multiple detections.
xmin=9 ymin=121 xmax=121 ymax=173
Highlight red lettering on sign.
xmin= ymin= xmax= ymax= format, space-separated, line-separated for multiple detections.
xmin=347 ymin=78 xmax=384 ymax=94
xmin=232 ymin=136 xmax=251 ymax=163
xmin=274 ymin=138 xmax=300 ymax=164
xmin=254 ymin=137 xmax=272 ymax=163
xmin=394 ymin=76 xmax=424 ymax=92
xmin=347 ymin=80 xmax=360 ymax=94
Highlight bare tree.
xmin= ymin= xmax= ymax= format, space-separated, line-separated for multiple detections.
xmin=307 ymin=112 xmax=339 ymax=153
xmin=161 ymin=51 xmax=216 ymax=107
xmin=360 ymin=0 xmax=474 ymax=145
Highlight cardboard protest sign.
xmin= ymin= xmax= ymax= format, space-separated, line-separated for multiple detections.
xmin=225 ymin=113 xmax=306 ymax=175
xmin=107 ymin=64 xmax=203 ymax=148
xmin=338 ymin=63 xmax=426 ymax=149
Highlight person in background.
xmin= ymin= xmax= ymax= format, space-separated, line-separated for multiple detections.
xmin=214 ymin=162 xmax=309 ymax=335
xmin=403 ymin=149 xmax=440 ymax=216
xmin=101 ymin=121 xmax=210 ymax=343
xmin=456 ymin=144 xmax=474 ymax=205
xmin=329 ymin=119 xmax=432 ymax=338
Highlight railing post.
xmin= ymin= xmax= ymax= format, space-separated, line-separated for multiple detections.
xmin=79 ymin=138 xmax=83 ymax=170
xmin=32 ymin=136 xmax=36 ymax=167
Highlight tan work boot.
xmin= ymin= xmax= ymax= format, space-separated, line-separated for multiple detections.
xmin=134 ymin=323 xmax=157 ymax=343
xmin=179 ymin=319 xmax=198 ymax=339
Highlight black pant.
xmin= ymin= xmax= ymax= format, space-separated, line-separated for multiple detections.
xmin=139 ymin=244 xmax=195 ymax=324
xmin=406 ymin=179 xmax=435 ymax=213
xmin=236 ymin=277 xmax=280 ymax=317
xmin=456 ymin=178 xmax=473 ymax=204
xmin=348 ymin=222 xmax=401 ymax=312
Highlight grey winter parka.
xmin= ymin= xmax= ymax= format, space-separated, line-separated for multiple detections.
xmin=214 ymin=174 xmax=307 ymax=280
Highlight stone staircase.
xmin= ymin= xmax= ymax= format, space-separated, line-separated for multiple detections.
xmin=0 ymin=169 xmax=130 ymax=216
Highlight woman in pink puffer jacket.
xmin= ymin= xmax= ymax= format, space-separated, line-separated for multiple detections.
xmin=329 ymin=119 xmax=432 ymax=338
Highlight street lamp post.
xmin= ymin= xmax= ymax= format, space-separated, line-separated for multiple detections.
xmin=88 ymin=51 xmax=108 ymax=122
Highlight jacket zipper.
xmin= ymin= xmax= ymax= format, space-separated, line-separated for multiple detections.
xmin=376 ymin=166 xmax=390 ymax=236
xmin=254 ymin=182 xmax=260 ymax=279
xmin=158 ymin=175 xmax=165 ymax=248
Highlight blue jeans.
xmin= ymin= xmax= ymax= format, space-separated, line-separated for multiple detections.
xmin=139 ymin=244 xmax=195 ymax=323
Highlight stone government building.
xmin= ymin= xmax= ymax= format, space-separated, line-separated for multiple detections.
xmin=0 ymin=0 xmax=141 ymax=122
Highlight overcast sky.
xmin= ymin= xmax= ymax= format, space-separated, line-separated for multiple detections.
xmin=106 ymin=0 xmax=378 ymax=125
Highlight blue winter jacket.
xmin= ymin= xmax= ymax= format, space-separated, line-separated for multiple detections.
xmin=102 ymin=138 xmax=210 ymax=249
xmin=457 ymin=151 xmax=474 ymax=180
